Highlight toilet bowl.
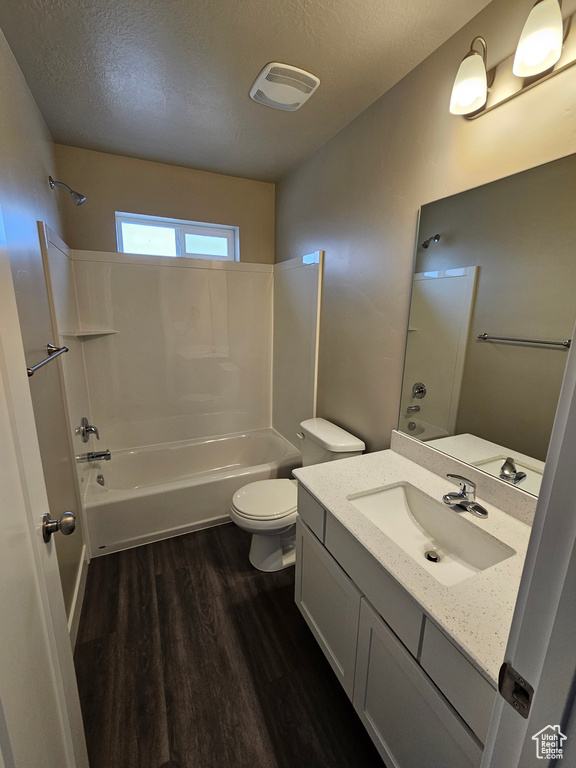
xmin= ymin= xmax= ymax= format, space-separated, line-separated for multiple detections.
xmin=230 ymin=419 xmax=365 ymax=572
xmin=230 ymin=479 xmax=298 ymax=572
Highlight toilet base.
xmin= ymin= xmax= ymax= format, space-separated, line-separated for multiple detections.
xmin=248 ymin=527 xmax=296 ymax=572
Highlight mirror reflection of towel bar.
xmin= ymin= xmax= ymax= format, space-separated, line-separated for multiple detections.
xmin=478 ymin=333 xmax=571 ymax=349
xmin=27 ymin=343 xmax=69 ymax=377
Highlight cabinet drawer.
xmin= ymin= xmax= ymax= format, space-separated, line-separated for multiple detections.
xmin=325 ymin=514 xmax=423 ymax=657
xmin=354 ymin=599 xmax=482 ymax=768
xmin=420 ymin=620 xmax=496 ymax=743
xmin=295 ymin=520 xmax=362 ymax=698
xmin=297 ymin=485 xmax=326 ymax=541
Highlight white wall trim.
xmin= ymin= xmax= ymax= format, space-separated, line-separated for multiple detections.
xmin=274 ymin=251 xmax=321 ymax=271
xmin=68 ymin=546 xmax=89 ymax=649
xmin=71 ymin=248 xmax=273 ymax=272
xmin=313 ymin=251 xmax=324 ymax=417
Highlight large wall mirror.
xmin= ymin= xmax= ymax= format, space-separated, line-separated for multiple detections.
xmin=399 ymin=153 xmax=576 ymax=497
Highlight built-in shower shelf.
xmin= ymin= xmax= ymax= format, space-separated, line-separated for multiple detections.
xmin=61 ymin=329 xmax=118 ymax=338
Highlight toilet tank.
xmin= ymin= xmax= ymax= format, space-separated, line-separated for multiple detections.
xmin=299 ymin=418 xmax=365 ymax=467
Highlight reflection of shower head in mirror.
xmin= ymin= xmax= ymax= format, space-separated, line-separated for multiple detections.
xmin=421 ymin=234 xmax=441 ymax=249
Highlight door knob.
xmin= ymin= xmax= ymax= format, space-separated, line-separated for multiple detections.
xmin=42 ymin=511 xmax=76 ymax=543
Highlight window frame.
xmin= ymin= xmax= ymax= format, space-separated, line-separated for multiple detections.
xmin=115 ymin=212 xmax=239 ymax=261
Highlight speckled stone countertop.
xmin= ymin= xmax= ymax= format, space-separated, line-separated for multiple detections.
xmin=293 ymin=449 xmax=531 ymax=688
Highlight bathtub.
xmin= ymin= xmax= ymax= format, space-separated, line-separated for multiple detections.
xmin=85 ymin=429 xmax=300 ymax=556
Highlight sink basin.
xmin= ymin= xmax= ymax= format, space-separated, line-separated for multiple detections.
xmin=472 ymin=456 xmax=543 ymax=496
xmin=348 ymin=482 xmax=515 ymax=586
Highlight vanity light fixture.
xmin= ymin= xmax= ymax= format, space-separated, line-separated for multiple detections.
xmin=513 ymin=0 xmax=563 ymax=77
xmin=450 ymin=1 xmax=576 ymax=118
xmin=449 ymin=37 xmax=488 ymax=116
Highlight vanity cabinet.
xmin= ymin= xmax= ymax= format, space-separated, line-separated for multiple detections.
xmin=324 ymin=513 xmax=423 ymax=657
xmin=420 ymin=620 xmax=496 ymax=743
xmin=295 ymin=519 xmax=361 ymax=697
xmin=295 ymin=500 xmax=495 ymax=768
xmin=354 ymin=599 xmax=482 ymax=768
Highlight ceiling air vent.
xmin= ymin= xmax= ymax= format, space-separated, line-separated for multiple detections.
xmin=249 ymin=63 xmax=320 ymax=111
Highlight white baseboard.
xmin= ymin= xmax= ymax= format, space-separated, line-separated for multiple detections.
xmin=68 ymin=545 xmax=89 ymax=648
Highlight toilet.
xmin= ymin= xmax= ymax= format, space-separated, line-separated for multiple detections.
xmin=230 ymin=418 xmax=365 ymax=572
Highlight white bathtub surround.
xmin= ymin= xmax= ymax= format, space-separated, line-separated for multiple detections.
xmin=86 ymin=428 xmax=299 ymax=555
xmin=272 ymin=252 xmax=323 ymax=446
xmin=293 ymin=448 xmax=531 ymax=686
xmin=71 ymin=250 xmax=273 ymax=450
xmin=399 ymin=267 xmax=477 ymax=438
xmin=391 ymin=430 xmax=537 ymax=526
xmin=40 ymin=240 xmax=326 ymax=559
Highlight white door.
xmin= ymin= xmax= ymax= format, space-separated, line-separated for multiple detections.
xmin=0 ymin=209 xmax=88 ymax=766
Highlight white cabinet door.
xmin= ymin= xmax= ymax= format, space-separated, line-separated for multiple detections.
xmin=354 ymin=599 xmax=483 ymax=768
xmin=420 ymin=619 xmax=496 ymax=743
xmin=295 ymin=519 xmax=362 ymax=698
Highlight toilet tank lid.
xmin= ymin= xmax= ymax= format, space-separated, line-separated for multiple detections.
xmin=299 ymin=418 xmax=365 ymax=452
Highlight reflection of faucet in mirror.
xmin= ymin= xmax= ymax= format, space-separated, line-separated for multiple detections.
xmin=412 ymin=382 xmax=426 ymax=399
xmin=499 ymin=457 xmax=527 ymax=486
xmin=76 ymin=416 xmax=100 ymax=443
xmin=407 ymin=405 xmax=420 ymax=413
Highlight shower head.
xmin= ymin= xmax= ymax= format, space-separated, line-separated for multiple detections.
xmin=49 ymin=176 xmax=87 ymax=206
xmin=421 ymin=234 xmax=441 ymax=249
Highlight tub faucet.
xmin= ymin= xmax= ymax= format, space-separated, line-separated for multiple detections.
xmin=442 ymin=474 xmax=488 ymax=518
xmin=406 ymin=405 xmax=420 ymax=413
xmin=76 ymin=450 xmax=111 ymax=463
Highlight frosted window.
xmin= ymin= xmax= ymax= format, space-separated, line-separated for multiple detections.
xmin=116 ymin=212 xmax=238 ymax=261
xmin=185 ymin=233 xmax=229 ymax=258
xmin=121 ymin=222 xmax=177 ymax=257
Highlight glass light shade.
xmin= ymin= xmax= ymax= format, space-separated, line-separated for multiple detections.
xmin=449 ymin=52 xmax=488 ymax=115
xmin=513 ymin=0 xmax=563 ymax=77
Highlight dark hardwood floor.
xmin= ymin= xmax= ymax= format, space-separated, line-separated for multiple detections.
xmin=74 ymin=523 xmax=385 ymax=768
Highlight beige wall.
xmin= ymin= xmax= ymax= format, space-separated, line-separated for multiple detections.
xmin=0 ymin=30 xmax=85 ymax=614
xmin=275 ymin=0 xmax=576 ymax=451
xmin=54 ymin=145 xmax=275 ymax=263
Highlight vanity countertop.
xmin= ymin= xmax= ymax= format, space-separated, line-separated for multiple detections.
xmin=293 ymin=449 xmax=531 ymax=688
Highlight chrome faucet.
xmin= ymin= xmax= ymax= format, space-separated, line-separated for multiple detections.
xmin=76 ymin=416 xmax=100 ymax=443
xmin=406 ymin=405 xmax=420 ymax=413
xmin=76 ymin=450 xmax=111 ymax=463
xmin=499 ymin=457 xmax=527 ymax=486
xmin=442 ymin=474 xmax=488 ymax=518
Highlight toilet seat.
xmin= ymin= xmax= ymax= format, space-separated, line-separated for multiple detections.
xmin=231 ymin=479 xmax=297 ymax=520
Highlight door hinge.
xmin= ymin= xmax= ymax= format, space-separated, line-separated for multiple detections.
xmin=499 ymin=661 xmax=534 ymax=719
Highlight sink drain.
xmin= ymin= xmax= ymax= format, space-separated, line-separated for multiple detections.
xmin=425 ymin=550 xmax=440 ymax=563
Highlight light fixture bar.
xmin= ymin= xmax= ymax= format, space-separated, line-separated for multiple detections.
xmin=464 ymin=7 xmax=576 ymax=119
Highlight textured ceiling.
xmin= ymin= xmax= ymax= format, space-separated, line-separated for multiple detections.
xmin=0 ymin=0 xmax=492 ymax=181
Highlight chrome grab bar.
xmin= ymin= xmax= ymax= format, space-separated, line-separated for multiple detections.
xmin=478 ymin=333 xmax=571 ymax=349
xmin=27 ymin=343 xmax=69 ymax=377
